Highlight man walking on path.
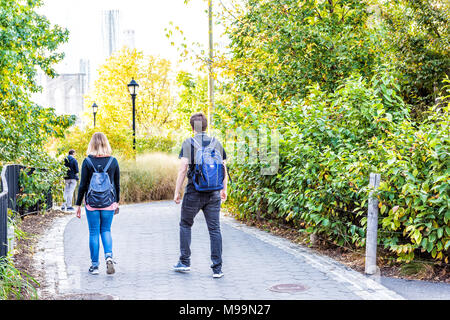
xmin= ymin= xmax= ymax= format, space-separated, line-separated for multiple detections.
xmin=62 ymin=149 xmax=79 ymax=212
xmin=173 ymin=112 xmax=228 ymax=278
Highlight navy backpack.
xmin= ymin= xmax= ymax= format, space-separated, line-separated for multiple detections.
xmin=191 ymin=137 xmax=225 ymax=192
xmin=84 ymin=157 xmax=116 ymax=208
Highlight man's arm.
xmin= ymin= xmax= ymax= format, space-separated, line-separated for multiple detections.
xmin=221 ymin=161 xmax=228 ymax=202
xmin=174 ymin=157 xmax=189 ymax=204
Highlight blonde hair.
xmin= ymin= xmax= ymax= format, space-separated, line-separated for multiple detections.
xmin=87 ymin=132 xmax=112 ymax=157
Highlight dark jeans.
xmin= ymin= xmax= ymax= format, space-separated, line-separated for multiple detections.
xmin=179 ymin=190 xmax=222 ymax=272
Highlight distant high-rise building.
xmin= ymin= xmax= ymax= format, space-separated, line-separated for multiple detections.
xmin=122 ymin=29 xmax=136 ymax=49
xmin=101 ymin=10 xmax=120 ymax=57
xmin=79 ymin=59 xmax=91 ymax=91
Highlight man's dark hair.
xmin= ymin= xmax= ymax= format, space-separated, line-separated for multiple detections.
xmin=68 ymin=149 xmax=76 ymax=155
xmin=190 ymin=112 xmax=208 ymax=133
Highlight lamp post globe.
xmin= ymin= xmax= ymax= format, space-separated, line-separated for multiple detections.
xmin=127 ymin=78 xmax=139 ymax=96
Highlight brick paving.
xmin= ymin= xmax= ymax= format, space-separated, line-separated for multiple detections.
xmin=36 ymin=201 xmax=404 ymax=300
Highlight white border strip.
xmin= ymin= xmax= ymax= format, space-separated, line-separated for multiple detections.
xmin=34 ymin=213 xmax=75 ymax=298
xmin=222 ymin=215 xmax=405 ymax=300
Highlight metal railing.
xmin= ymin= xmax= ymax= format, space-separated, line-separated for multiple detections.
xmin=0 ymin=165 xmax=53 ymax=258
xmin=0 ymin=166 xmax=9 ymax=257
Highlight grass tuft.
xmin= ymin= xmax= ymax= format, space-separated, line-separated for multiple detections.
xmin=400 ymin=261 xmax=434 ymax=278
xmin=0 ymin=256 xmax=38 ymax=300
xmin=120 ymin=152 xmax=179 ymax=203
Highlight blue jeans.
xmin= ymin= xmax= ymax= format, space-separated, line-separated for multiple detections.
xmin=85 ymin=208 xmax=114 ymax=267
xmin=179 ymin=191 xmax=222 ymax=272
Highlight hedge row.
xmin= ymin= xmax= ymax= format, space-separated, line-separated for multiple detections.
xmin=227 ymin=75 xmax=449 ymax=262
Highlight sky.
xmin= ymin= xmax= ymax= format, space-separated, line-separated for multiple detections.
xmin=39 ymin=0 xmax=230 ymax=80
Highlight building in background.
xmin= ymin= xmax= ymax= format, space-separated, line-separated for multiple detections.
xmin=102 ymin=9 xmax=120 ymax=57
xmin=32 ymin=59 xmax=90 ymax=118
xmin=32 ymin=9 xmax=136 ymax=119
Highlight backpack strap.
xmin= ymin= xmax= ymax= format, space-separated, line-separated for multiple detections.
xmin=209 ymin=137 xmax=217 ymax=148
xmin=190 ymin=137 xmax=202 ymax=149
xmin=103 ymin=157 xmax=115 ymax=173
xmin=209 ymin=137 xmax=222 ymax=158
xmin=84 ymin=157 xmax=98 ymax=173
xmin=190 ymin=137 xmax=202 ymax=165
xmin=85 ymin=156 xmax=114 ymax=173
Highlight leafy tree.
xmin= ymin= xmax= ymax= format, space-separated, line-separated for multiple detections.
xmin=83 ymin=47 xmax=175 ymax=136
xmin=173 ymin=71 xmax=209 ymax=130
xmin=59 ymin=48 xmax=179 ymax=159
xmin=0 ymin=0 xmax=74 ymax=208
xmin=227 ymin=0 xmax=380 ymax=106
xmin=378 ymin=0 xmax=450 ymax=118
xmin=0 ymin=0 xmax=72 ymax=166
xmin=0 ymin=0 xmax=68 ymax=103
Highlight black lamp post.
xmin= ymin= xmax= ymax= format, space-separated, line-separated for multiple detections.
xmin=127 ymin=78 xmax=139 ymax=151
xmin=92 ymin=102 xmax=98 ymax=127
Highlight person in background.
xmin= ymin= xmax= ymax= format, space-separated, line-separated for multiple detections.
xmin=62 ymin=149 xmax=79 ymax=212
xmin=75 ymin=133 xmax=120 ymax=275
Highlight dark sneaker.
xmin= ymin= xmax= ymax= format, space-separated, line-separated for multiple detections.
xmin=61 ymin=205 xmax=66 ymax=211
xmin=66 ymin=207 xmax=75 ymax=212
xmin=106 ymin=257 xmax=115 ymax=275
xmin=213 ymin=271 xmax=224 ymax=279
xmin=89 ymin=266 xmax=99 ymax=275
xmin=173 ymin=261 xmax=190 ymax=272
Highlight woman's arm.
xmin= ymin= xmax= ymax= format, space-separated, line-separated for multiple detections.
xmin=75 ymin=159 xmax=89 ymax=206
xmin=114 ymin=158 xmax=120 ymax=203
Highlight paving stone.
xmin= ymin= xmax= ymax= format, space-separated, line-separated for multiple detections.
xmin=35 ymin=201 xmax=403 ymax=300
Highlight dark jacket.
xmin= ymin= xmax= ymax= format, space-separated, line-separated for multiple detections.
xmin=64 ymin=155 xmax=79 ymax=180
xmin=75 ymin=155 xmax=120 ymax=206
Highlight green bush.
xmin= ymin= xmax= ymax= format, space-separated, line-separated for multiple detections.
xmin=227 ymin=74 xmax=449 ymax=263
xmin=136 ymin=135 xmax=177 ymax=154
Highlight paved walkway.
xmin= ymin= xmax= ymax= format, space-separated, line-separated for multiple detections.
xmin=36 ymin=202 xmax=408 ymax=300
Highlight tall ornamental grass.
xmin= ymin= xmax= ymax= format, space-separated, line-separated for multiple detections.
xmin=120 ymin=153 xmax=179 ymax=203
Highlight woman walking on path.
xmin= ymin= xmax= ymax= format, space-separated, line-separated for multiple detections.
xmin=75 ymin=132 xmax=120 ymax=275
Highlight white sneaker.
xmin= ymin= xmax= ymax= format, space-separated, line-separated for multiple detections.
xmin=89 ymin=266 xmax=99 ymax=275
xmin=213 ymin=271 xmax=224 ymax=279
xmin=106 ymin=257 xmax=115 ymax=275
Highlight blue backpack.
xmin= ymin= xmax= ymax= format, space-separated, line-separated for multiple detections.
xmin=191 ymin=137 xmax=225 ymax=192
xmin=84 ymin=157 xmax=116 ymax=208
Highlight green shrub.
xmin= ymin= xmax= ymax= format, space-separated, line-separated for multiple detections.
xmin=227 ymin=74 xmax=449 ymax=263
xmin=375 ymin=80 xmax=450 ymax=261
xmin=56 ymin=125 xmax=134 ymax=160
xmin=136 ymin=135 xmax=177 ymax=154
xmin=119 ymin=153 xmax=179 ymax=203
